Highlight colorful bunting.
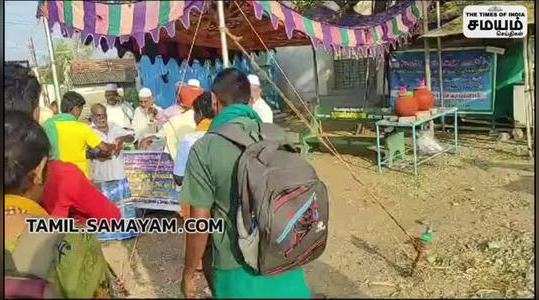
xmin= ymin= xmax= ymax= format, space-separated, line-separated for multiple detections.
xmin=37 ymin=0 xmax=429 ymax=57
xmin=253 ymin=0 xmax=429 ymax=56
xmin=38 ymin=0 xmax=206 ymax=50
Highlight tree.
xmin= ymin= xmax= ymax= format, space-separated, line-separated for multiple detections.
xmin=292 ymin=0 xmax=360 ymax=14
xmin=40 ymin=38 xmax=94 ymax=85
xmin=291 ymin=1 xmax=389 ymax=22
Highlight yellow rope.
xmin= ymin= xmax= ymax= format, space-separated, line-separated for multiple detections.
xmin=230 ymin=1 xmax=418 ymax=247
xmin=118 ymin=8 xmax=206 ymax=284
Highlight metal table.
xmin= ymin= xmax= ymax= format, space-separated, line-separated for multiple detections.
xmin=375 ymin=107 xmax=459 ymax=175
xmin=299 ymin=105 xmax=394 ymax=154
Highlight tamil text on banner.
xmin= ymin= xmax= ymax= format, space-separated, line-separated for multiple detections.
xmin=123 ymin=151 xmax=180 ymax=211
xmin=389 ymin=49 xmax=496 ymax=113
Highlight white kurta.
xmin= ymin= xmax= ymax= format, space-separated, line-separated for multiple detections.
xmin=155 ymin=109 xmax=196 ymax=162
xmin=105 ymin=104 xmax=132 ymax=128
xmin=122 ymin=102 xmax=135 ymax=121
xmin=252 ymin=98 xmax=274 ymax=123
xmin=90 ymin=123 xmax=134 ymax=182
xmin=132 ymin=106 xmax=163 ymax=141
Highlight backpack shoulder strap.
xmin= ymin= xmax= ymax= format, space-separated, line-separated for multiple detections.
xmin=260 ymin=123 xmax=300 ymax=154
xmin=259 ymin=123 xmax=287 ymax=145
xmin=212 ymin=123 xmax=258 ymax=148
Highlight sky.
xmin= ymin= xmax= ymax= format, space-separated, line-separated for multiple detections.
xmin=5 ymin=0 xmax=116 ymax=66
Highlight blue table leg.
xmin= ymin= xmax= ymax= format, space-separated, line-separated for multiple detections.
xmin=376 ymin=124 xmax=382 ymax=173
xmin=412 ymin=125 xmax=418 ymax=176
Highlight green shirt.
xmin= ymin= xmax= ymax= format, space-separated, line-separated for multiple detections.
xmin=182 ymin=117 xmax=312 ymax=297
xmin=181 ymin=119 xmax=260 ymax=270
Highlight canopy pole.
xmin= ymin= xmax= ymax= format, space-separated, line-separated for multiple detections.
xmin=422 ymin=1 xmax=431 ymax=90
xmin=43 ymin=17 xmax=61 ymax=106
xmin=217 ymin=1 xmax=230 ymax=68
xmin=522 ymin=36 xmax=534 ymax=159
xmin=436 ymin=0 xmax=445 ymax=130
xmin=311 ymin=43 xmax=320 ymax=106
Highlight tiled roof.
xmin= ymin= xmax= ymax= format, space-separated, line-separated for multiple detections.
xmin=69 ymin=59 xmax=137 ymax=86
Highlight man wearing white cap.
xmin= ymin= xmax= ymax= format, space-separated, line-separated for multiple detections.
xmin=132 ymin=87 xmax=163 ymax=142
xmin=247 ymin=74 xmax=273 ymax=123
xmin=104 ymin=83 xmax=133 ymax=128
xmin=143 ymin=79 xmax=198 ymax=160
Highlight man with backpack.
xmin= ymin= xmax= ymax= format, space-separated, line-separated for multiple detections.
xmin=181 ymin=68 xmax=328 ymax=298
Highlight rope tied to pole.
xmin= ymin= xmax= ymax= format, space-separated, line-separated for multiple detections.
xmin=230 ymin=1 xmax=422 ymax=254
xmin=117 ymin=8 xmax=206 ymax=288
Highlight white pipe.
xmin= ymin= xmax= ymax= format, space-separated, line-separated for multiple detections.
xmin=217 ymin=1 xmax=230 ymax=68
xmin=423 ymin=1 xmax=431 ymax=90
xmin=436 ymin=1 xmax=443 ymax=108
xmin=43 ymin=17 xmax=61 ymax=106
xmin=522 ymin=36 xmax=534 ymax=159
xmin=436 ymin=1 xmax=445 ymax=132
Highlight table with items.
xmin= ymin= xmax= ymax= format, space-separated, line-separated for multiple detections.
xmin=122 ymin=150 xmax=181 ymax=211
xmin=375 ymin=107 xmax=459 ymax=175
xmin=300 ymin=105 xmax=396 ymax=154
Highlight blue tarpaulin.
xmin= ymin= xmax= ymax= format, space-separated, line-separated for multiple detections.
xmin=137 ymin=55 xmax=253 ymax=108
xmin=137 ymin=53 xmax=282 ymax=110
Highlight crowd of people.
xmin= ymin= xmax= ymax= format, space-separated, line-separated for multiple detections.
xmin=4 ymin=61 xmax=312 ymax=298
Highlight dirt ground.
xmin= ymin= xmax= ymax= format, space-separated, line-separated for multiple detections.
xmin=101 ymin=119 xmax=535 ymax=298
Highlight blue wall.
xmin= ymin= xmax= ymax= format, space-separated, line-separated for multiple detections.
xmin=137 ymin=55 xmax=253 ymax=108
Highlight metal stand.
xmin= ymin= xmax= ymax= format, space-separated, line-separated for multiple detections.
xmin=376 ymin=108 xmax=459 ymax=176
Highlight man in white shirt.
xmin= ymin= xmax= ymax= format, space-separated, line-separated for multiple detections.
xmin=142 ymin=79 xmax=199 ymax=161
xmin=132 ymin=88 xmax=163 ymax=142
xmin=88 ymin=103 xmax=137 ymax=241
xmin=104 ymin=83 xmax=132 ymax=129
xmin=247 ymin=74 xmax=273 ymax=123
xmin=173 ymin=91 xmax=213 ymax=186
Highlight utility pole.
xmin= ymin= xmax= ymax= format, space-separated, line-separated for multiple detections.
xmin=27 ymin=38 xmax=39 ymax=77
xmin=217 ymin=0 xmax=230 ymax=67
xmin=43 ymin=17 xmax=61 ymax=106
xmin=28 ymin=38 xmax=51 ymax=105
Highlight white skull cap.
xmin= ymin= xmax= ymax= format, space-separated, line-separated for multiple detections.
xmin=247 ymin=74 xmax=260 ymax=86
xmin=138 ymin=87 xmax=152 ymax=98
xmin=106 ymin=83 xmax=118 ymax=92
xmin=187 ymin=79 xmax=201 ymax=87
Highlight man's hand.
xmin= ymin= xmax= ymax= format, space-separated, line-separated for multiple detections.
xmin=97 ymin=142 xmax=116 ymax=156
xmin=182 ymin=207 xmax=210 ymax=297
xmin=181 ymin=268 xmax=208 ymax=299
xmin=117 ymin=134 xmax=135 ymax=144
xmin=181 ymin=269 xmax=198 ymax=298
xmin=138 ymin=136 xmax=155 ymax=150
xmin=114 ymin=140 xmax=124 ymax=156
xmin=146 ymin=106 xmax=158 ymax=118
xmin=179 ymin=203 xmax=190 ymax=219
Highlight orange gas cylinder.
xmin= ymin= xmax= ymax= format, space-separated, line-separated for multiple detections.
xmin=179 ymin=85 xmax=204 ymax=108
xmin=395 ymin=86 xmax=418 ymax=117
xmin=414 ymin=79 xmax=435 ymax=110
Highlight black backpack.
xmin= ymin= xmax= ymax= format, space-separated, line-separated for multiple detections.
xmin=213 ymin=120 xmax=329 ymax=275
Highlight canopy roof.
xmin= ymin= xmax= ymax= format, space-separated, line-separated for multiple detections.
xmin=422 ymin=1 xmax=534 ymax=38
xmin=38 ymin=0 xmax=429 ymax=59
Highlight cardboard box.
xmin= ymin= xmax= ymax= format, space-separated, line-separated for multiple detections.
xmin=383 ymin=115 xmax=399 ymax=122
xmin=415 ymin=111 xmax=431 ymax=120
xmin=398 ymin=116 xmax=416 ymax=123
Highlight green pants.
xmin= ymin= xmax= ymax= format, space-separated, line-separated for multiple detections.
xmin=213 ymin=266 xmax=311 ymax=298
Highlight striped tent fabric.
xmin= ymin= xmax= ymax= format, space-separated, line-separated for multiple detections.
xmin=38 ymin=0 xmax=206 ymax=50
xmin=37 ymin=0 xmax=428 ymax=57
xmin=251 ymin=0 xmax=428 ymax=56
